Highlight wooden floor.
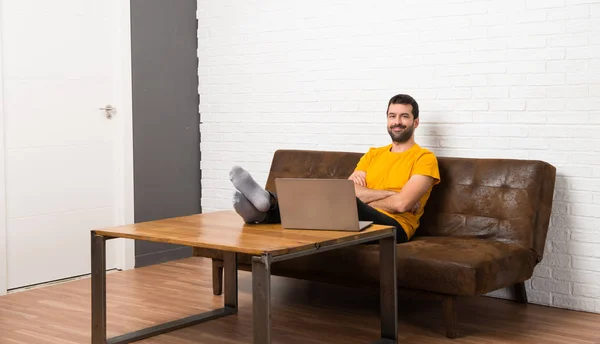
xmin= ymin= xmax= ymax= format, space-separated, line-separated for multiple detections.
xmin=1 ymin=257 xmax=599 ymax=344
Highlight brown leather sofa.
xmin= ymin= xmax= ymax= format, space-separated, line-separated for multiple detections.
xmin=194 ymin=149 xmax=556 ymax=338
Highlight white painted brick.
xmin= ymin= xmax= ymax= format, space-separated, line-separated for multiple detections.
xmin=571 ymin=179 xmax=600 ymax=192
xmin=429 ymin=125 xmax=490 ymax=137
xmin=543 ymin=253 xmax=572 ymax=268
xmin=532 ymin=277 xmax=571 ymax=294
xmin=593 ymin=3 xmax=600 ymax=16
xmin=528 ymin=126 xmax=570 ymax=138
xmin=553 ymin=215 xmax=594 ymax=231
xmin=423 ymin=112 xmax=473 ymax=123
xmin=567 ymin=46 xmax=600 ymax=59
xmin=552 ymin=202 xmax=570 ymax=216
xmin=487 ymin=74 xmax=529 ymax=86
xmin=546 ymin=112 xmax=589 ymax=124
xmin=546 ymin=60 xmax=589 ymax=73
xmin=527 ymin=99 xmax=567 ymax=111
xmin=509 ymin=86 xmax=546 ymax=99
xmin=492 ymin=125 xmax=530 ymax=137
xmin=550 ymin=240 xmax=569 ymax=254
xmin=514 ymin=10 xmax=549 ymax=23
xmin=571 ymin=126 xmax=600 ymax=138
xmin=474 ymin=138 xmax=510 ymax=149
xmin=570 ymin=99 xmax=600 ymax=111
xmin=554 ymin=269 xmax=600 ymax=285
xmin=555 ymin=190 xmax=594 ymax=202
xmin=507 ymin=37 xmax=548 ymax=50
xmin=508 ymin=111 xmax=548 ymax=124
xmin=553 ymin=295 xmax=597 ymax=313
xmin=472 ymin=112 xmax=508 ymax=123
xmin=471 ymin=38 xmax=509 ymax=51
xmin=554 ymin=177 xmax=571 ymax=190
xmin=508 ymin=48 xmax=565 ymax=62
xmin=527 ymin=0 xmax=564 ymax=8
xmin=568 ymin=19 xmax=600 ymax=33
xmin=440 ymin=138 xmax=473 ymax=149
xmin=572 ymin=257 xmax=600 ymax=272
xmin=510 ymin=138 xmax=551 ymax=149
xmin=547 ymin=86 xmax=589 ymax=98
xmin=490 ymin=100 xmax=527 ymax=111
xmin=571 ymin=153 xmax=600 ymax=166
xmin=528 ymin=290 xmax=553 ymax=305
xmin=471 ymin=13 xmax=508 ymax=27
xmin=472 ymin=87 xmax=509 ymax=99
xmin=488 ymin=22 xmax=565 ymax=37
xmin=546 ymin=221 xmax=571 ymax=240
xmin=567 ymin=73 xmax=598 ymax=85
xmin=533 ymin=265 xmax=553 ymax=278
xmin=527 ymin=73 xmax=566 ymax=86
xmin=594 ymin=194 xmax=600 ymax=204
xmin=506 ymin=62 xmax=546 ymax=74
xmin=568 ymin=242 xmax=600 ymax=257
xmin=549 ymin=34 xmax=589 ymax=47
xmin=571 ymin=204 xmax=600 ymax=217
xmin=573 ymin=284 xmax=600 ymax=298
xmin=548 ymin=4 xmax=591 ymax=19
xmin=568 ymin=0 xmax=600 ymax=5
xmin=435 ymin=88 xmax=472 ymax=99
xmin=550 ymin=139 xmax=598 ymax=153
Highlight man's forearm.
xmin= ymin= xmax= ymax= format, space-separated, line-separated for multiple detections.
xmin=369 ymin=193 xmax=412 ymax=214
xmin=355 ymin=185 xmax=395 ymax=204
xmin=368 ymin=197 xmax=400 ymax=214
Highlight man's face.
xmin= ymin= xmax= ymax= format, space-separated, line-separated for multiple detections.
xmin=387 ymin=103 xmax=418 ymax=143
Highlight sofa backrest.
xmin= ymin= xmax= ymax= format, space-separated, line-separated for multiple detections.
xmin=265 ymin=149 xmax=556 ymax=263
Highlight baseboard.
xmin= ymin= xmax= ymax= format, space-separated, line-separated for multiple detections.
xmin=135 ymin=246 xmax=193 ymax=268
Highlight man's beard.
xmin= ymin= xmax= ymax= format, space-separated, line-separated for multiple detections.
xmin=387 ymin=124 xmax=415 ymax=143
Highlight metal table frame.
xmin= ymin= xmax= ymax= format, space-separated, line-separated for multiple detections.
xmin=91 ymin=228 xmax=398 ymax=343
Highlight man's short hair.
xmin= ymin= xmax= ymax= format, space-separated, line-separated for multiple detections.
xmin=387 ymin=94 xmax=419 ymax=119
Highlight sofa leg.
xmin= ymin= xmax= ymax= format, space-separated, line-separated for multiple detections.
xmin=514 ymin=282 xmax=528 ymax=304
xmin=212 ymin=259 xmax=224 ymax=296
xmin=443 ymin=296 xmax=458 ymax=339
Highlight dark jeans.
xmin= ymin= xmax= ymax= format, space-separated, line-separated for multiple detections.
xmin=263 ymin=192 xmax=409 ymax=243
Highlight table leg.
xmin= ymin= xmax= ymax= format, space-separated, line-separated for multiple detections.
xmin=92 ymin=241 xmax=237 ymax=344
xmin=252 ymin=253 xmax=272 ymax=344
xmin=91 ymin=232 xmax=107 ymax=344
xmin=223 ymin=252 xmax=238 ymax=311
xmin=379 ymin=233 xmax=398 ymax=342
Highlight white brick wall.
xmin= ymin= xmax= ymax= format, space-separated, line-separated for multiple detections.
xmin=198 ymin=0 xmax=600 ymax=313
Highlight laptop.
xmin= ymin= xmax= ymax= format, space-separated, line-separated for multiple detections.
xmin=274 ymin=178 xmax=373 ymax=231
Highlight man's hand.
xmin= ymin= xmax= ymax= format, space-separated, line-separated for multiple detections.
xmin=348 ymin=170 xmax=366 ymax=186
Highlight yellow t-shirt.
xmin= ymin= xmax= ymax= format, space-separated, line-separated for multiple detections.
xmin=355 ymin=143 xmax=440 ymax=239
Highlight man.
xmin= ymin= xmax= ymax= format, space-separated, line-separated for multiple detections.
xmin=229 ymin=94 xmax=440 ymax=242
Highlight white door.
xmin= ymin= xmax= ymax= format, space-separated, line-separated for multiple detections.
xmin=0 ymin=0 xmax=134 ymax=290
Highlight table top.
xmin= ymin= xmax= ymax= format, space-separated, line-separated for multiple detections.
xmin=93 ymin=210 xmax=394 ymax=256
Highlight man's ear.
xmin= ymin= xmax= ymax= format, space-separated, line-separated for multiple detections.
xmin=414 ymin=117 xmax=420 ymax=129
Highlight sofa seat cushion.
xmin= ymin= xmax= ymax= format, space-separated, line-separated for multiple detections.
xmin=234 ymin=236 xmax=537 ymax=296
xmin=395 ymin=237 xmax=537 ymax=295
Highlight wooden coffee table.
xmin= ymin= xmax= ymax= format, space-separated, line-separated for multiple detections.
xmin=91 ymin=210 xmax=398 ymax=343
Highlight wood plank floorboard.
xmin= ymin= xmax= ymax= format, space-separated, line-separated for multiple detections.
xmin=1 ymin=257 xmax=599 ymax=343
